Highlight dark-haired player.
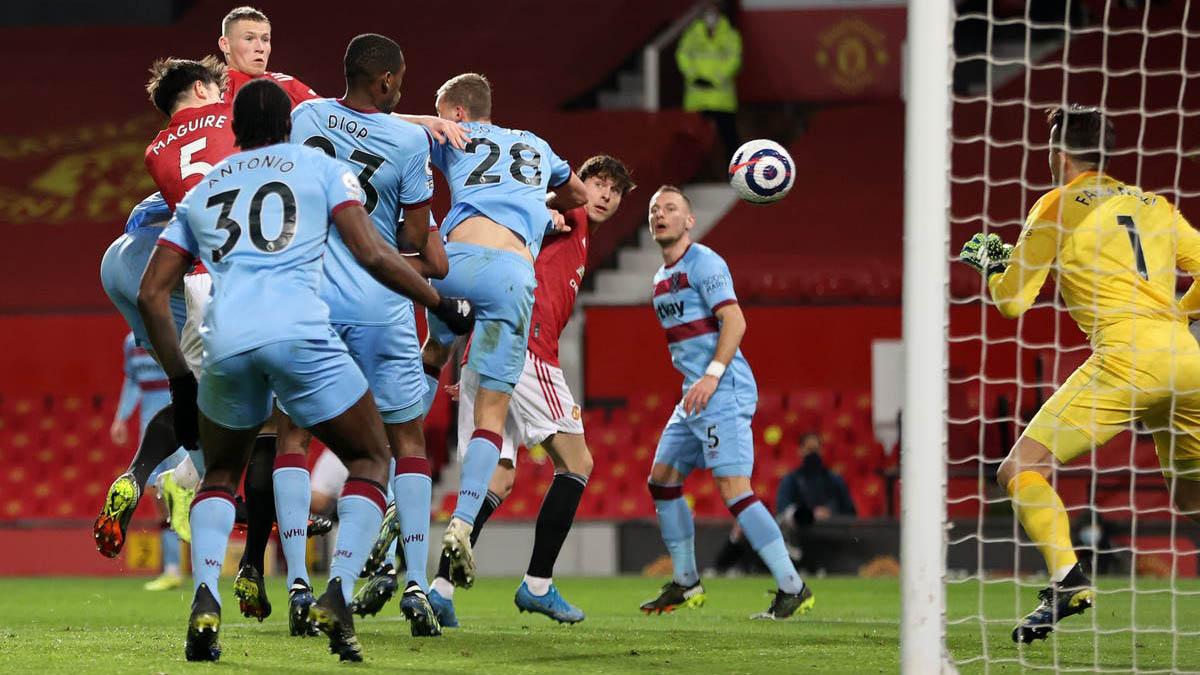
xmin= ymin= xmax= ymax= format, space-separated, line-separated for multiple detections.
xmin=283 ymin=33 xmax=446 ymax=637
xmin=959 ymin=105 xmax=1200 ymax=643
xmin=138 ymin=79 xmax=474 ymax=662
xmin=640 ymin=185 xmax=812 ymax=621
xmin=421 ymin=155 xmax=634 ymax=626
xmin=93 ymin=56 xmax=233 ymax=559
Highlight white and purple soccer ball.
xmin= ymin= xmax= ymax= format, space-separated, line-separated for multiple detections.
xmin=728 ymin=139 xmax=794 ymax=204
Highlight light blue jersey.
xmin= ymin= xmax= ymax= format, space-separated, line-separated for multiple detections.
xmin=651 ymin=244 xmax=757 ymax=409
xmin=115 ymin=332 xmax=171 ymax=429
xmin=291 ymin=98 xmax=434 ymax=325
xmin=158 ymin=143 xmax=366 ymax=365
xmin=431 ymin=121 xmax=570 ymax=258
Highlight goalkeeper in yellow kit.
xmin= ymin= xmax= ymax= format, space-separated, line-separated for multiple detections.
xmin=959 ymin=105 xmax=1200 ymax=644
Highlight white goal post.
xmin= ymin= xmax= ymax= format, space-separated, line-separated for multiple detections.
xmin=901 ymin=0 xmax=952 ymax=672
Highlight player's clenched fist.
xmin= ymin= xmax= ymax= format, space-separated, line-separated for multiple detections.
xmin=959 ymin=232 xmax=1013 ymax=277
xmin=433 ymin=296 xmax=476 ymax=335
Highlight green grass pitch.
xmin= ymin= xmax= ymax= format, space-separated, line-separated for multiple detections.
xmin=0 ymin=576 xmax=1197 ymax=673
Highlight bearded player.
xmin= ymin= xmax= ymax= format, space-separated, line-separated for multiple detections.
xmin=958 ymin=105 xmax=1200 ymax=643
xmin=640 ymin=185 xmax=813 ymax=621
xmin=401 ymin=156 xmax=634 ymax=627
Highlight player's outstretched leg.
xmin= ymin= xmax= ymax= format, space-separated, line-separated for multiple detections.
xmin=182 ymin=408 xmax=263 ymax=660
xmin=234 ymin=435 xmax=277 ymax=620
xmin=94 ymin=404 xmax=179 ymax=557
xmin=998 ymin=437 xmax=1094 ymax=642
xmin=443 ymin=429 xmax=503 ymax=588
xmin=430 ymin=487 xmax=505 ymax=627
xmin=305 ymin=392 xmax=391 ymax=662
xmin=717 ymin=484 xmax=813 ymax=621
xmin=641 ymin=477 xmax=706 ymax=614
xmin=272 ymin=416 xmax=316 ymax=636
xmin=516 ymin=434 xmax=591 ymax=624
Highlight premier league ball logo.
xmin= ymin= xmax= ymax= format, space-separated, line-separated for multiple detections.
xmin=728 ymin=139 xmax=795 ymax=205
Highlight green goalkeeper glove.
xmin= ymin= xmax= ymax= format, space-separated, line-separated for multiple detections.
xmin=958 ymin=233 xmax=1013 ymax=277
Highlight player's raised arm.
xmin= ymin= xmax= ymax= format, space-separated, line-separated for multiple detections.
xmin=548 ymin=172 xmax=588 ymax=212
xmin=986 ymin=214 xmax=1058 ymax=319
xmin=393 ymin=114 xmax=469 ymax=150
xmin=136 ymin=210 xmax=200 ymax=449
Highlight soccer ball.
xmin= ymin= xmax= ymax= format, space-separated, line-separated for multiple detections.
xmin=728 ymin=139 xmax=794 ymax=204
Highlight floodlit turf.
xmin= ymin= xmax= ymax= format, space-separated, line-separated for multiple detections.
xmin=947 ymin=577 xmax=1200 ymax=674
xmin=1 ymin=575 xmax=1198 ymax=673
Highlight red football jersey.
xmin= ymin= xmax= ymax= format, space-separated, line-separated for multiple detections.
xmin=227 ymin=69 xmax=319 ymax=108
xmin=144 ymin=102 xmax=238 ymax=210
xmin=528 ymin=206 xmax=589 ymax=367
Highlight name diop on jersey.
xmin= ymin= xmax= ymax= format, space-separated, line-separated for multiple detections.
xmin=327 ymin=114 xmax=369 ymax=140
xmin=147 ymin=113 xmax=229 ymax=156
xmin=206 ymin=154 xmax=295 ymax=188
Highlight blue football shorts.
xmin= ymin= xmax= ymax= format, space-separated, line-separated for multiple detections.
xmin=652 ymin=401 xmax=757 ymax=478
xmin=100 ymin=228 xmax=186 ymax=349
xmin=334 ymin=315 xmax=425 ymax=425
xmin=426 ymin=241 xmax=536 ymax=394
xmin=198 ymin=334 xmax=368 ymax=430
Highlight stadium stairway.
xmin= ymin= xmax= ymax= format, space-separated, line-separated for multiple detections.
xmin=584 ymin=183 xmax=739 ymax=304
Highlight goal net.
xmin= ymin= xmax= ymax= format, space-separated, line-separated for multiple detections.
xmin=930 ymin=1 xmax=1200 ymax=673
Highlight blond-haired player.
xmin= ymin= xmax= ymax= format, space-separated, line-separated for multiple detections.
xmin=958 ymin=104 xmax=1200 ymax=643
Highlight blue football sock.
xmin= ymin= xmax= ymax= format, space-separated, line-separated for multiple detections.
xmin=330 ymin=478 xmax=386 ymax=603
xmin=650 ymin=482 xmax=698 ymax=587
xmin=190 ymin=488 xmax=236 ymax=605
xmin=421 ymin=366 xmax=440 ymax=416
xmin=272 ymin=454 xmax=311 ymax=586
xmin=452 ymin=431 xmax=501 ymax=526
xmin=161 ymin=525 xmax=181 ymax=572
xmin=392 ymin=457 xmax=433 ymax=590
xmin=730 ymin=493 xmax=804 ymax=594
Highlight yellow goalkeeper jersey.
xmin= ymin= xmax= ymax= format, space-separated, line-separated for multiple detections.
xmin=988 ymin=171 xmax=1200 ymax=344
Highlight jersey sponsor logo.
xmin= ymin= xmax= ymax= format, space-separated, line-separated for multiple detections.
xmin=148 ymin=114 xmax=230 ymax=156
xmin=326 ymin=114 xmax=370 ymax=140
xmin=699 ymin=272 xmax=731 ymax=294
xmin=656 ymin=300 xmax=686 ymax=320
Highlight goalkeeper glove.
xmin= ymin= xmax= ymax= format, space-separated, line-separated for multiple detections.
xmin=958 ymin=233 xmax=1013 ymax=277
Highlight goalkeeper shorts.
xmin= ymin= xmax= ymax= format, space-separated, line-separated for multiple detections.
xmin=1022 ymin=323 xmax=1200 ymax=481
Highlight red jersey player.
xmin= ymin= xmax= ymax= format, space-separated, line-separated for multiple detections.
xmin=218 ymin=6 xmax=318 ymax=107
xmin=426 ymin=155 xmax=635 ymax=626
xmin=143 ymin=56 xmax=236 ymax=210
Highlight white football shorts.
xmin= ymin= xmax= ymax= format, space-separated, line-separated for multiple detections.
xmin=456 ymin=350 xmax=583 ymax=462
